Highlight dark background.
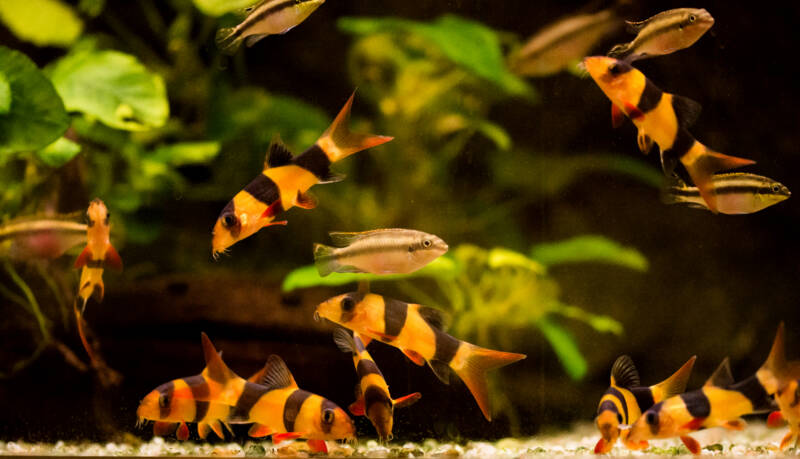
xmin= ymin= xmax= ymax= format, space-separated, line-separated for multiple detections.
xmin=1 ymin=0 xmax=798 ymax=443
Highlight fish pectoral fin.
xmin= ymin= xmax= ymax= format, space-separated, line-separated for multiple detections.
xmin=780 ymin=431 xmax=797 ymax=451
xmin=348 ymin=397 xmax=366 ymax=416
xmin=722 ymin=418 xmax=746 ymax=431
xmin=105 ymin=244 xmax=123 ymax=272
xmin=295 ymin=191 xmax=318 ymax=210
xmin=74 ymin=245 xmax=92 ymax=268
xmin=272 ymin=432 xmax=304 ymax=443
xmin=208 ymin=420 xmax=225 ymax=439
xmin=594 ymin=437 xmax=611 ymax=454
xmin=637 ymin=130 xmax=653 ymax=155
xmin=402 ymin=349 xmax=426 ymax=366
xmin=611 ymin=103 xmax=625 ymax=128
xmin=176 ymin=422 xmax=190 ymax=441
xmin=367 ymin=328 xmax=399 ymax=343
xmin=262 ymin=220 xmax=288 ymax=228
xmin=679 ymin=435 xmax=701 ymax=455
xmin=680 ymin=417 xmax=706 ymax=431
xmin=260 ymin=200 xmax=283 ymax=219
xmin=623 ymin=102 xmax=644 ymax=120
xmin=307 ymin=439 xmax=327 ymax=453
xmin=767 ymin=410 xmax=786 ymax=428
xmin=197 ymin=422 xmax=211 ymax=440
xmin=248 ymin=423 xmax=273 ymax=438
xmin=392 ymin=392 xmax=422 ymax=409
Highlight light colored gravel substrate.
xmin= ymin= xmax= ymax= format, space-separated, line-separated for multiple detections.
xmin=0 ymin=422 xmax=790 ymax=456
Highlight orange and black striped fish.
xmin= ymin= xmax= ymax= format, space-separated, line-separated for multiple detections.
xmin=226 ymin=354 xmax=356 ymax=453
xmin=137 ymin=332 xmax=268 ymax=441
xmin=316 ymin=292 xmax=526 ymax=421
xmin=583 ymin=56 xmax=755 ymax=213
xmin=333 ymin=328 xmax=421 ymax=441
xmin=626 ymin=357 xmax=774 ymax=454
xmin=211 ymin=93 xmax=393 ymax=257
xmin=594 ymin=355 xmax=695 ymax=454
xmin=756 ymin=323 xmax=800 ymax=451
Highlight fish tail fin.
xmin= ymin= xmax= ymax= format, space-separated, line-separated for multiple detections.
xmin=652 ymin=356 xmax=696 ymax=400
xmin=683 ymin=143 xmax=755 ymax=213
xmin=215 ymin=27 xmax=243 ymax=55
xmin=452 ymin=343 xmax=526 ymax=421
xmin=73 ymin=299 xmax=97 ymax=364
xmin=606 ymin=42 xmax=631 ymax=59
xmin=660 ymin=177 xmax=689 ymax=206
xmin=757 ymin=322 xmax=787 ymax=395
xmin=313 ymin=243 xmax=339 ymax=277
xmin=316 ymin=92 xmax=393 ymax=163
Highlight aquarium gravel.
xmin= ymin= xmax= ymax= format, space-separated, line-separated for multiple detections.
xmin=0 ymin=422 xmax=788 ymax=456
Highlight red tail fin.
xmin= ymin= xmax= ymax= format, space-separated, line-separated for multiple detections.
xmin=682 ymin=143 xmax=755 ymax=213
xmin=317 ymin=92 xmax=393 ymax=163
xmin=452 ymin=343 xmax=526 ymax=421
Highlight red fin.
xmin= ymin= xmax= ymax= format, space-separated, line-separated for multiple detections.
xmin=767 ymin=410 xmax=786 ymax=428
xmin=153 ymin=421 xmax=177 ymax=437
xmin=624 ymin=102 xmax=644 ymax=120
xmin=348 ymin=398 xmax=365 ymax=416
xmin=317 ymin=91 xmax=393 ymax=163
xmin=611 ymin=104 xmax=624 ymax=128
xmin=594 ymin=437 xmax=609 ymax=454
xmin=402 ymin=349 xmax=426 ymax=366
xmin=723 ymin=419 xmax=746 ymax=431
xmin=248 ymin=423 xmax=273 ymax=438
xmin=680 ymin=435 xmax=701 ymax=455
xmin=452 ymin=344 xmax=526 ymax=421
xmin=262 ymin=219 xmax=288 ymax=228
xmin=680 ymin=417 xmax=706 ymax=431
xmin=176 ymin=422 xmax=190 ymax=441
xmin=367 ymin=328 xmax=398 ymax=343
xmin=261 ymin=200 xmax=283 ymax=219
xmin=307 ymin=439 xmax=327 ymax=453
xmin=272 ymin=432 xmax=303 ymax=443
xmin=295 ymin=191 xmax=317 ymax=210
xmin=392 ymin=392 xmax=421 ymax=409
xmin=780 ymin=431 xmax=797 ymax=451
xmin=74 ymin=246 xmax=92 ymax=268
xmin=683 ymin=144 xmax=755 ymax=213
xmin=105 ymin=244 xmax=123 ymax=271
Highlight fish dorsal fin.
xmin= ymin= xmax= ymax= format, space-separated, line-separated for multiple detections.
xmin=329 ymin=231 xmax=367 ymax=247
xmin=418 ymin=306 xmax=446 ymax=331
xmin=264 ymin=137 xmax=294 ymax=170
xmin=201 ymin=332 xmax=234 ymax=382
xmin=610 ymin=355 xmax=640 ymax=388
xmin=247 ymin=361 xmax=269 ymax=384
xmin=672 ymin=95 xmax=702 ymax=129
xmin=333 ymin=328 xmax=356 ymax=354
xmin=705 ymin=357 xmax=734 ymax=388
xmin=234 ymin=0 xmax=268 ymax=17
xmin=624 ymin=19 xmax=648 ymax=33
xmin=652 ymin=356 xmax=696 ymax=400
xmin=261 ymin=354 xmax=298 ymax=390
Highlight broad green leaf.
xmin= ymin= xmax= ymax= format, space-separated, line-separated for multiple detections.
xmin=193 ymin=0 xmax=258 ymax=16
xmin=282 ymin=256 xmax=460 ymax=292
xmin=50 ymin=50 xmax=169 ymax=131
xmin=487 ymin=247 xmax=546 ymax=274
xmin=536 ymin=317 xmax=587 ymax=380
xmin=339 ymin=15 xmax=534 ymax=98
xmin=36 ymin=137 xmax=80 ymax=167
xmin=531 ymin=235 xmax=648 ymax=271
xmin=0 ymin=47 xmax=69 ymax=156
xmin=0 ymin=71 xmax=9 ymax=114
xmin=0 ymin=0 xmax=83 ymax=47
xmin=149 ymin=142 xmax=221 ymax=166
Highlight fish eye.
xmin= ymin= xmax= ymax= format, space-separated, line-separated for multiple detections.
xmin=322 ymin=408 xmax=335 ymax=424
xmin=422 ymin=240 xmax=432 ymax=248
xmin=341 ymin=297 xmax=355 ymax=311
xmin=158 ymin=395 xmax=169 ymax=408
xmin=645 ymin=411 xmax=658 ymax=425
xmin=221 ymin=213 xmax=237 ymax=228
xmin=688 ymin=14 xmax=696 ymax=22
xmin=617 ymin=413 xmax=623 ymax=424
xmin=772 ymin=184 xmax=782 ymax=193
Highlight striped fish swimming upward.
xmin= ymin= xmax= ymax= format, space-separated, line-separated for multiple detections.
xmin=626 ymin=358 xmax=775 ymax=454
xmin=316 ymin=292 xmax=526 ymax=421
xmin=662 ymin=173 xmax=790 ymax=215
xmin=333 ymin=328 xmax=421 ymax=441
xmin=607 ymin=8 xmax=714 ymax=63
xmin=595 ymin=355 xmax=695 ymax=454
xmin=212 ymin=93 xmax=393 ymax=258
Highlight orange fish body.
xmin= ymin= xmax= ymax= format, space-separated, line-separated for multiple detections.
xmin=756 ymin=323 xmax=800 ymax=450
xmin=74 ymin=199 xmax=122 ymax=309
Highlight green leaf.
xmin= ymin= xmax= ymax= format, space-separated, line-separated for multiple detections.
xmin=193 ymin=0 xmax=258 ymax=16
xmin=0 ymin=0 xmax=83 ymax=47
xmin=0 ymin=46 xmax=69 ymax=156
xmin=36 ymin=137 xmax=80 ymax=167
xmin=531 ymin=235 xmax=648 ymax=271
xmin=552 ymin=303 xmax=624 ymax=336
xmin=487 ymin=247 xmax=546 ymax=274
xmin=78 ymin=0 xmax=105 ymax=17
xmin=50 ymin=50 xmax=169 ymax=131
xmin=149 ymin=142 xmax=221 ymax=166
xmin=536 ymin=317 xmax=587 ymax=380
xmin=282 ymin=256 xmax=460 ymax=292
xmin=0 ymin=71 xmax=9 ymax=114
xmin=339 ymin=15 xmax=534 ymax=98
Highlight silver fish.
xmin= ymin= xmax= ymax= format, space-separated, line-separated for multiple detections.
xmin=215 ymin=0 xmax=325 ymax=54
xmin=607 ymin=8 xmax=714 ymax=62
xmin=0 ymin=217 xmax=86 ymax=260
xmin=509 ymin=9 xmax=621 ymax=77
xmin=313 ymin=229 xmax=448 ymax=277
xmin=662 ymin=173 xmax=790 ymax=215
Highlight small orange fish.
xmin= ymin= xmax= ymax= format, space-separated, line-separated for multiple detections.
xmin=756 ymin=323 xmax=800 ymax=451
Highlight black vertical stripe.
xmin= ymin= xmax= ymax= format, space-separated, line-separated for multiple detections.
xmin=383 ymin=297 xmax=408 ymax=338
xmin=631 ymin=387 xmax=656 ymax=412
xmin=184 ymin=375 xmax=210 ymax=400
xmin=231 ymin=382 xmax=265 ymax=421
xmin=158 ymin=381 xmax=174 ymax=419
xmin=607 ymin=387 xmax=629 ymax=424
xmin=242 ymin=174 xmax=281 ymax=206
xmin=320 ymin=398 xmax=339 ymax=434
xmin=294 ymin=144 xmax=331 ymax=180
xmin=363 ymin=385 xmax=392 ymax=415
xmin=680 ymin=390 xmax=711 ymax=418
xmin=356 ymin=359 xmax=383 ymax=380
xmin=598 ymin=400 xmax=619 ymax=416
xmin=283 ymin=390 xmax=312 ymax=432
xmin=669 ymin=129 xmax=696 ymax=159
xmin=636 ymin=78 xmax=663 ymax=113
xmin=730 ymin=375 xmax=771 ymax=412
xmin=647 ymin=402 xmax=663 ymax=435
xmin=194 ymin=401 xmax=210 ymax=422
xmin=432 ymin=330 xmax=460 ymax=365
